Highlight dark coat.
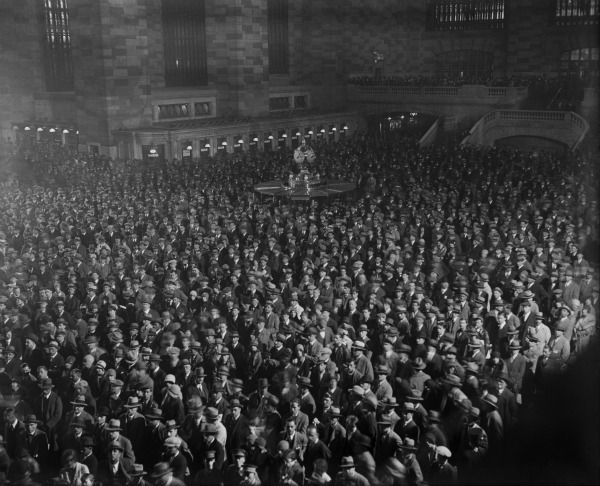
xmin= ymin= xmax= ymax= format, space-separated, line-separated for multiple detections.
xmin=224 ymin=413 xmax=251 ymax=455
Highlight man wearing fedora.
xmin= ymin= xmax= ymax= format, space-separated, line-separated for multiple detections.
xmin=141 ymin=407 xmax=167 ymax=471
xmin=375 ymin=414 xmax=402 ymax=461
xmin=62 ymin=395 xmax=95 ymax=434
xmin=80 ymin=435 xmax=98 ymax=476
xmin=333 ymin=456 xmax=369 ymax=486
xmin=279 ymin=417 xmax=308 ymax=463
xmin=224 ymin=398 xmax=250 ymax=457
xmin=22 ymin=414 xmax=49 ymax=467
xmin=481 ymin=393 xmax=504 ymax=462
xmin=198 ymin=423 xmax=225 ymax=471
xmin=120 ymin=397 xmax=146 ymax=461
xmin=394 ymin=402 xmax=420 ymax=444
xmin=102 ymin=419 xmax=135 ymax=463
xmin=98 ymin=441 xmax=134 ymax=486
xmin=34 ymin=377 xmax=62 ymax=454
xmin=504 ymin=339 xmax=526 ymax=401
xmin=128 ymin=463 xmax=151 ymax=486
xmin=351 ymin=340 xmax=374 ymax=384
xmin=161 ymin=436 xmax=187 ymax=482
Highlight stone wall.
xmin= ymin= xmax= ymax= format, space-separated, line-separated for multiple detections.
xmin=0 ymin=0 xmax=45 ymax=142
xmin=0 ymin=0 xmax=597 ymax=151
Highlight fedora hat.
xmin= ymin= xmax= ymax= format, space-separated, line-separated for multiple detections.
xmin=413 ymin=357 xmax=426 ymax=370
xmin=124 ymin=396 xmax=141 ymax=408
xmin=403 ymin=401 xmax=416 ymax=413
xmin=130 ymin=464 xmax=147 ymax=477
xmin=428 ymin=410 xmax=441 ymax=423
xmin=464 ymin=361 xmax=480 ymax=375
xmin=351 ymin=340 xmax=366 ymax=351
xmin=362 ymin=393 xmax=378 ymax=410
xmin=23 ymin=414 xmax=42 ymax=425
xmin=39 ymin=378 xmax=54 ymax=390
xmin=379 ymin=396 xmax=399 ymax=408
xmin=149 ymin=462 xmax=172 ymax=479
xmin=297 ymin=375 xmax=312 ymax=388
xmin=399 ymin=437 xmax=417 ymax=451
xmin=377 ymin=415 xmax=392 ymax=426
xmin=105 ymin=419 xmax=122 ymax=431
xmin=202 ymin=423 xmax=218 ymax=435
xmin=205 ymin=407 xmax=219 ymax=422
xmin=509 ymin=340 xmax=522 ymax=350
xmin=442 ymin=374 xmax=462 ymax=387
xmin=144 ymin=407 xmax=163 ymax=420
xmin=109 ymin=440 xmax=124 ymax=451
xmin=376 ymin=364 xmax=390 ymax=375
xmin=165 ymin=419 xmax=179 ymax=430
xmin=70 ymin=417 xmax=86 ymax=429
xmin=164 ymin=436 xmax=182 ymax=448
xmin=70 ymin=397 xmax=87 ymax=407
xmin=327 ymin=406 xmax=342 ymax=418
xmin=483 ymin=394 xmax=498 ymax=408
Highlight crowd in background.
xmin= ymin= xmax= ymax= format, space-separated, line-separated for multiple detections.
xmin=0 ymin=131 xmax=598 ymax=486
xmin=347 ymin=75 xmax=533 ymax=87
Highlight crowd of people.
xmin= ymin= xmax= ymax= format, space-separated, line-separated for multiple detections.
xmin=0 ymin=129 xmax=598 ymax=486
xmin=347 ymin=74 xmax=532 ymax=88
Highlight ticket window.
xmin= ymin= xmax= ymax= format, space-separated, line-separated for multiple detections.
xmin=340 ymin=122 xmax=349 ymax=140
xmin=249 ymin=134 xmax=259 ymax=153
xmin=278 ymin=129 xmax=287 ymax=149
xmin=329 ymin=124 xmax=336 ymax=142
xmin=217 ymin=137 xmax=228 ymax=154
xmin=291 ymin=128 xmax=301 ymax=149
xmin=182 ymin=142 xmax=193 ymax=160
xmin=264 ymin=133 xmax=273 ymax=152
xmin=200 ymin=139 xmax=211 ymax=160
xmin=233 ymin=135 xmax=244 ymax=153
xmin=304 ymin=127 xmax=313 ymax=142
xmin=142 ymin=144 xmax=164 ymax=162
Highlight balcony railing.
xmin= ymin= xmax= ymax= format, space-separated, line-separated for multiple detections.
xmin=461 ymin=110 xmax=590 ymax=151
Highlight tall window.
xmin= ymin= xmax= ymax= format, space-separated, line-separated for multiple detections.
xmin=268 ymin=0 xmax=289 ymax=75
xmin=560 ymin=48 xmax=599 ymax=84
xmin=162 ymin=0 xmax=208 ymax=87
xmin=427 ymin=0 xmax=505 ymax=30
xmin=556 ymin=0 xmax=599 ymax=24
xmin=437 ymin=50 xmax=494 ymax=83
xmin=43 ymin=0 xmax=73 ymax=91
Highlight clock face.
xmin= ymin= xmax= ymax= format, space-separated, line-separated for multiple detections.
xmin=294 ymin=146 xmax=315 ymax=164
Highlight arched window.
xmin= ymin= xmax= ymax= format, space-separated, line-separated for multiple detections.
xmin=555 ymin=0 xmax=599 ymax=24
xmin=162 ymin=0 xmax=208 ymax=87
xmin=268 ymin=0 xmax=289 ymax=75
xmin=436 ymin=50 xmax=494 ymax=84
xmin=559 ymin=47 xmax=599 ymax=84
xmin=43 ymin=0 xmax=73 ymax=91
xmin=427 ymin=0 xmax=505 ymax=30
